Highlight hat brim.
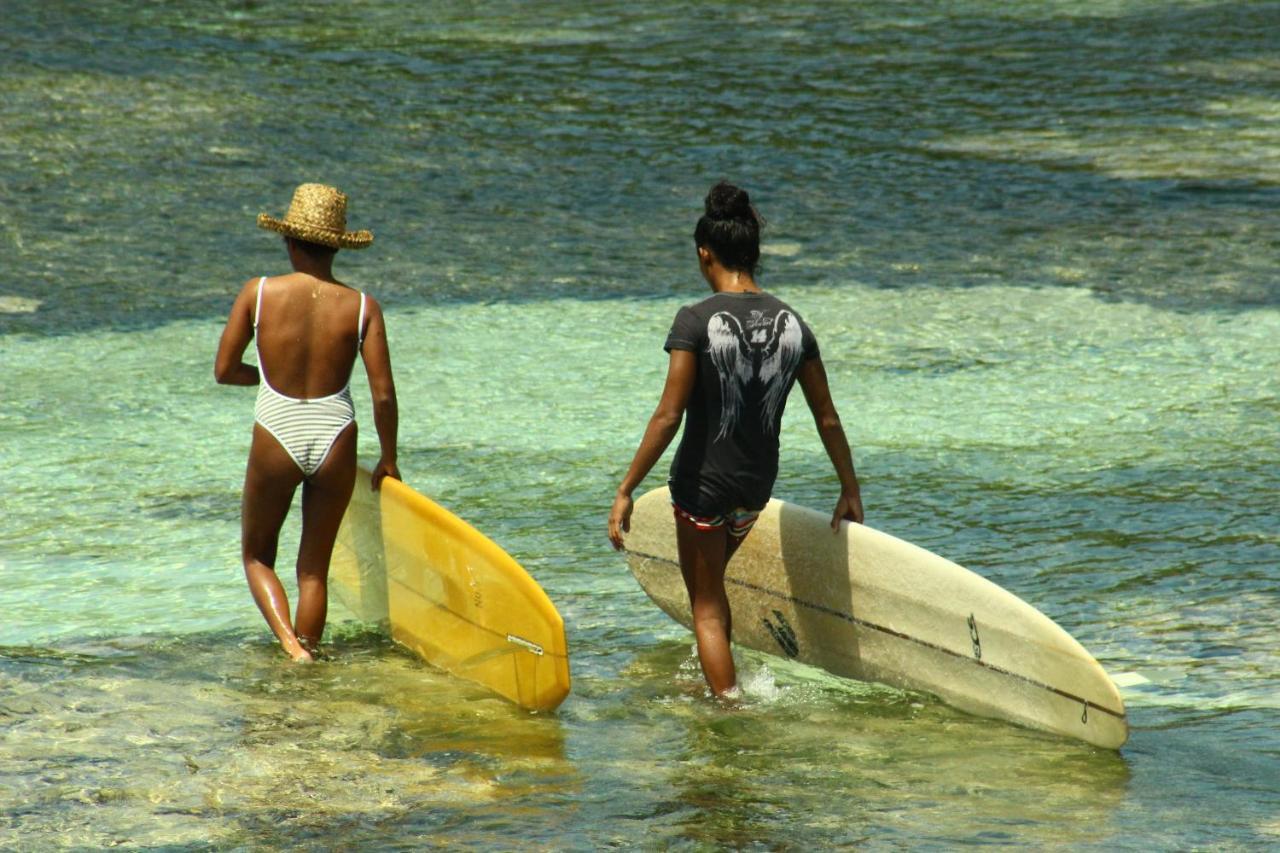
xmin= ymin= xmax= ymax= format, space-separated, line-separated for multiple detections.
xmin=257 ymin=213 xmax=373 ymax=250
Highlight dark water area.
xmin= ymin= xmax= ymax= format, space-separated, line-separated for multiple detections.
xmin=2 ymin=1 xmax=1278 ymax=338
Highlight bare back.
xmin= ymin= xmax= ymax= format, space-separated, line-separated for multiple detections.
xmin=214 ymin=189 xmax=400 ymax=664
xmin=255 ymin=273 xmax=365 ymax=398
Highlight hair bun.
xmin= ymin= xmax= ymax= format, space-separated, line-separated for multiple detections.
xmin=704 ymin=181 xmax=753 ymax=221
xmin=694 ymin=181 xmax=763 ymax=274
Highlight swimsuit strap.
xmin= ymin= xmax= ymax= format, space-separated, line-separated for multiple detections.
xmin=253 ymin=276 xmax=274 ymax=389
xmin=357 ymin=292 xmax=367 ymax=351
xmin=253 ymin=275 xmax=267 ymax=330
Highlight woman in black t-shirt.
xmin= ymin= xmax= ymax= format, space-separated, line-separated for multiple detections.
xmin=608 ymin=182 xmax=864 ymax=698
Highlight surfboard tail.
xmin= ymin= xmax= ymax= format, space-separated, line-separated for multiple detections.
xmin=334 ymin=466 xmax=571 ymax=712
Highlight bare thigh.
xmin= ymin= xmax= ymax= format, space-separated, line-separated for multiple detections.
xmin=297 ymin=422 xmax=358 ymax=576
xmin=675 ymin=519 xmax=730 ymax=605
xmin=242 ymin=424 xmax=305 ymax=564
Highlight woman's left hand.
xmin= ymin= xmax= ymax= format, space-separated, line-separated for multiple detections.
xmin=608 ymin=492 xmax=633 ymax=551
xmin=831 ymin=489 xmax=864 ymax=531
xmin=371 ymin=459 xmax=400 ymax=490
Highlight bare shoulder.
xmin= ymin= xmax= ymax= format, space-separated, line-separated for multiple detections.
xmin=242 ymin=273 xmax=294 ymax=297
xmin=355 ymin=290 xmax=386 ymax=322
xmin=227 ymin=276 xmax=264 ymax=314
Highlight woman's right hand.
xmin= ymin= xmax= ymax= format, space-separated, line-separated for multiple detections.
xmin=608 ymin=491 xmax=634 ymax=551
xmin=371 ymin=458 xmax=400 ymax=490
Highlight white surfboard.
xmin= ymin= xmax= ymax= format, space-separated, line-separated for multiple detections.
xmin=623 ymin=486 xmax=1128 ymax=749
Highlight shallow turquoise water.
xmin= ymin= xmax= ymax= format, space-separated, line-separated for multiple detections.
xmin=2 ymin=1 xmax=1279 ymax=849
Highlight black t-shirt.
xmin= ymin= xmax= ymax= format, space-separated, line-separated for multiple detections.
xmin=664 ymin=291 xmax=820 ymax=515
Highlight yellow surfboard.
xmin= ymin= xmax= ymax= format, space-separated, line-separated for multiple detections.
xmin=331 ymin=466 xmax=570 ymax=712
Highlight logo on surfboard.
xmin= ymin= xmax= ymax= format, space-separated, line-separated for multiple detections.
xmin=763 ymin=609 xmax=800 ymax=658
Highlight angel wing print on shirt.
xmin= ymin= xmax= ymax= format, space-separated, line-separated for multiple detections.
xmin=706 ymin=309 xmax=804 ymax=442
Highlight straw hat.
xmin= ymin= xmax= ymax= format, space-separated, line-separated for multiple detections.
xmin=257 ymin=183 xmax=373 ymax=249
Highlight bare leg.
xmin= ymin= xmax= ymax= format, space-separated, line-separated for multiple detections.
xmin=293 ymin=423 xmax=358 ymax=653
xmin=675 ymin=518 xmax=737 ymax=696
xmin=242 ymin=425 xmax=312 ymax=662
xmin=725 ymin=529 xmax=748 ymax=566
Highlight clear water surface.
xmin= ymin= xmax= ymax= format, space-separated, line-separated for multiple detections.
xmin=1 ymin=1 xmax=1277 ymax=849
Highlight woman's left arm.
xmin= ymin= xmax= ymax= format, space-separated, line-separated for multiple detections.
xmin=608 ymin=348 xmax=697 ymax=550
xmin=797 ymin=356 xmax=864 ymax=530
xmin=213 ymin=279 xmax=261 ymax=386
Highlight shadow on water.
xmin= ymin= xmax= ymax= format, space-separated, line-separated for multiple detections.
xmin=1 ymin=1 xmax=1278 ymax=337
xmin=0 ymin=627 xmax=574 ymax=848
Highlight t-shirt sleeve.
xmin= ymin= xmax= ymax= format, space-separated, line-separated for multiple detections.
xmin=801 ymin=317 xmax=820 ymax=361
xmin=664 ymin=306 xmax=702 ymax=353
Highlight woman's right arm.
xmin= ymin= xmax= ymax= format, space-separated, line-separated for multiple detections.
xmin=796 ymin=356 xmax=864 ymax=530
xmin=360 ymin=297 xmax=400 ymax=489
xmin=213 ymin=279 xmax=260 ymax=386
xmin=608 ymin=348 xmax=697 ymax=550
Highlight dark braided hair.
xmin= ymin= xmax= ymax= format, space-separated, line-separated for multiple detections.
xmin=693 ymin=181 xmax=765 ymax=275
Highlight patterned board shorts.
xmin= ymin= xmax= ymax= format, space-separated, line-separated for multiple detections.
xmin=672 ymin=502 xmax=761 ymax=539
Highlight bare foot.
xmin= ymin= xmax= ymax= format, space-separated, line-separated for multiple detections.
xmin=282 ymin=637 xmax=315 ymax=663
xmin=714 ymin=685 xmax=742 ymax=706
xmin=297 ymin=634 xmax=325 ymax=661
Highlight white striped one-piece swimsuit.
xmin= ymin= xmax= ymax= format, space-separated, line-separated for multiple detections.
xmin=252 ymin=276 xmax=366 ymax=477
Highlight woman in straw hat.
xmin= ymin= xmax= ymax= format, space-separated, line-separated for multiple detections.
xmin=215 ymin=183 xmax=399 ymax=662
